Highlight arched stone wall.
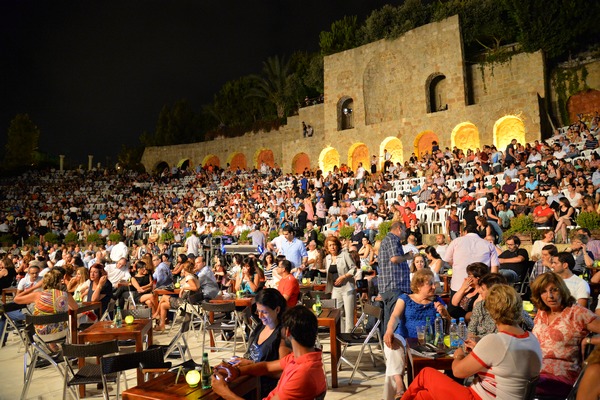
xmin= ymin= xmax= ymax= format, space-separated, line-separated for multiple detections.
xmin=319 ymin=147 xmax=340 ymax=173
xmin=254 ymin=148 xmax=275 ymax=168
xmin=292 ymin=153 xmax=310 ymax=174
xmin=202 ymin=154 xmax=220 ymax=168
xmin=228 ymin=152 xmax=247 ymax=171
xmin=426 ymin=72 xmax=447 ymax=113
xmin=364 ymin=51 xmax=400 ymax=125
xmin=176 ymin=158 xmax=190 ymax=170
xmin=567 ymin=89 xmax=600 ymax=124
xmin=153 ymin=161 xmax=169 ymax=174
xmin=451 ymin=122 xmax=480 ymax=151
xmin=348 ymin=143 xmax=369 ymax=172
xmin=493 ymin=115 xmax=526 ymax=151
xmin=413 ymin=130 xmax=439 ymax=157
xmin=380 ymin=137 xmax=404 ymax=166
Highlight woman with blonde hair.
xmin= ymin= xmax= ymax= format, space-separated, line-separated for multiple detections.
xmin=153 ymin=260 xmax=198 ymax=332
xmin=324 ymin=236 xmax=357 ymax=333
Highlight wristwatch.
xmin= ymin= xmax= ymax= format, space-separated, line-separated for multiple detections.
xmin=586 ymin=337 xmax=592 ymax=346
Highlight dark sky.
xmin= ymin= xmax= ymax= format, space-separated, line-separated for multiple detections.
xmin=0 ymin=0 xmax=401 ymax=166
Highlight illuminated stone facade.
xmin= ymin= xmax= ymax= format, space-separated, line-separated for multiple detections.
xmin=142 ymin=15 xmax=556 ymax=174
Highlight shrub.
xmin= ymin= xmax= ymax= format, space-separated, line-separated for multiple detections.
xmin=108 ymin=233 xmax=122 ymax=243
xmin=160 ymin=231 xmax=175 ymax=243
xmin=239 ymin=230 xmax=251 ymax=243
xmin=503 ymin=215 xmax=541 ymax=243
xmin=86 ymin=232 xmax=104 ymax=246
xmin=0 ymin=233 xmax=14 ymax=245
xmin=375 ymin=221 xmax=392 ymax=241
xmin=44 ymin=232 xmax=60 ymax=244
xmin=268 ymin=230 xmax=279 ymax=242
xmin=24 ymin=235 xmax=40 ymax=246
xmin=576 ymin=211 xmax=600 ymax=231
xmin=339 ymin=226 xmax=354 ymax=240
xmin=64 ymin=232 xmax=79 ymax=244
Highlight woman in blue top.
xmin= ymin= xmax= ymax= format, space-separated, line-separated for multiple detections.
xmin=234 ymin=262 xmax=260 ymax=295
xmin=382 ymin=269 xmax=450 ymax=400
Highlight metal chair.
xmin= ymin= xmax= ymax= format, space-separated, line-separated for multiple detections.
xmin=100 ymin=347 xmax=167 ymax=399
xmin=148 ymin=312 xmax=193 ymax=361
xmin=21 ymin=312 xmax=70 ymax=400
xmin=60 ymin=340 xmax=119 ymax=400
xmin=200 ymin=302 xmax=239 ymax=355
xmin=522 ymin=375 xmax=539 ymax=400
xmin=0 ymin=302 xmax=28 ymax=351
xmin=336 ymin=303 xmax=384 ymax=384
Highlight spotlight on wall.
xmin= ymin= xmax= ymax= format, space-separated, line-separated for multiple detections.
xmin=343 ymin=108 xmax=353 ymax=115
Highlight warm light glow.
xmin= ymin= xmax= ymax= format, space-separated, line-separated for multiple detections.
xmin=318 ymin=147 xmax=340 ymax=174
xmin=451 ymin=122 xmax=480 ymax=151
xmin=124 ymin=315 xmax=134 ymax=325
xmin=348 ymin=142 xmax=369 ymax=172
xmin=186 ymin=370 xmax=201 ymax=387
xmin=380 ymin=137 xmax=404 ymax=165
xmin=493 ymin=115 xmax=526 ymax=150
xmin=413 ymin=130 xmax=439 ymax=157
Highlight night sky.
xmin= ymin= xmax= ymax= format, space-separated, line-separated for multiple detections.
xmin=0 ymin=0 xmax=402 ymax=167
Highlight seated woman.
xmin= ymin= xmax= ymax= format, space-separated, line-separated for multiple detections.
xmin=448 ymin=262 xmax=487 ymax=321
xmin=357 ymin=237 xmax=374 ymax=269
xmin=383 ymin=269 xmax=450 ymax=400
xmin=531 ymin=272 xmax=600 ymax=398
xmin=403 ymin=284 xmax=542 ymax=400
xmin=467 ymin=273 xmax=533 ymax=341
xmin=235 ymin=262 xmax=260 ymax=295
xmin=129 ymin=260 xmax=156 ymax=313
xmin=153 ymin=261 xmax=199 ymax=332
xmin=554 ymin=197 xmax=575 ymax=244
xmin=80 ymin=263 xmax=113 ymax=318
xmin=15 ymin=268 xmax=77 ymax=343
xmin=239 ymin=288 xmax=291 ymax=398
xmin=67 ymin=266 xmax=89 ymax=299
xmin=409 ymin=254 xmax=441 ymax=293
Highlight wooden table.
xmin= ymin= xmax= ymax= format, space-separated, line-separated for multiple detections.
xmin=406 ymin=338 xmax=454 ymax=384
xmin=153 ymin=288 xmax=180 ymax=308
xmin=317 ymin=308 xmax=341 ymax=388
xmin=209 ymin=294 xmax=253 ymax=308
xmin=68 ymin=301 xmax=102 ymax=344
xmin=78 ymin=319 xmax=153 ymax=386
xmin=122 ymin=371 xmax=259 ymax=400
xmin=2 ymin=287 xmax=17 ymax=304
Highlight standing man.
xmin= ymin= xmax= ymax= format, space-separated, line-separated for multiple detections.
xmin=279 ymin=226 xmax=308 ymax=279
xmin=378 ymin=221 xmax=414 ymax=332
xmin=184 ymin=230 xmax=201 ymax=257
xmin=444 ymin=224 xmax=499 ymax=301
xmin=247 ymin=224 xmax=266 ymax=250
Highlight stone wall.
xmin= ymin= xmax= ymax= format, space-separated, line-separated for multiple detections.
xmin=141 ymin=15 xmax=547 ymax=174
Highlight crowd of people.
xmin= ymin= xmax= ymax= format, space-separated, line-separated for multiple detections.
xmin=1 ymin=114 xmax=600 ymax=399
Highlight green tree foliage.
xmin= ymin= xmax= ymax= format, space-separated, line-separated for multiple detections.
xmin=141 ymin=99 xmax=205 ymax=146
xmin=304 ymin=53 xmax=324 ymax=94
xmin=504 ymin=0 xmax=600 ymax=59
xmin=117 ymin=144 xmax=145 ymax=171
xmin=247 ymin=56 xmax=298 ymax=119
xmin=319 ymin=15 xmax=360 ymax=56
xmin=3 ymin=114 xmax=40 ymax=170
xmin=360 ymin=0 xmax=431 ymax=44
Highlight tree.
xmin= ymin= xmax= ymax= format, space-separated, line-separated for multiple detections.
xmin=247 ymin=56 xmax=296 ymax=119
xmin=142 ymin=99 xmax=205 ymax=146
xmin=319 ymin=15 xmax=360 ymax=56
xmin=3 ymin=114 xmax=40 ymax=170
xmin=360 ymin=0 xmax=431 ymax=45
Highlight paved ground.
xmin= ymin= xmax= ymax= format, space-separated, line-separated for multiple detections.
xmin=0 ymin=319 xmax=389 ymax=400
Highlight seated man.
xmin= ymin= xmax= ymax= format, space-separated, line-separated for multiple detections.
xmin=532 ymin=196 xmax=554 ymax=227
xmin=212 ymin=306 xmax=327 ymax=400
xmin=551 ymin=251 xmax=590 ymax=308
xmin=277 ymin=260 xmax=300 ymax=308
xmin=498 ymin=235 xmax=530 ymax=283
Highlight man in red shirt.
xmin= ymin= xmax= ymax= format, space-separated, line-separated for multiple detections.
xmin=276 ymin=260 xmax=300 ymax=308
xmin=212 ymin=306 xmax=327 ymax=400
xmin=532 ymin=196 xmax=554 ymax=227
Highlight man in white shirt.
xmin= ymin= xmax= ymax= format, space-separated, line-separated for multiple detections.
xmin=402 ymin=234 xmax=420 ymax=256
xmin=185 ymin=231 xmax=201 ymax=256
xmin=550 ymin=251 xmax=590 ymax=308
xmin=17 ymin=262 xmax=42 ymax=294
xmin=109 ymin=239 xmax=129 ymax=262
xmin=105 ymin=257 xmax=131 ymax=288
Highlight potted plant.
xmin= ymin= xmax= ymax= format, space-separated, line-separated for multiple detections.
xmin=108 ymin=233 xmax=122 ymax=243
xmin=86 ymin=232 xmax=104 ymax=246
xmin=576 ymin=212 xmax=600 ymax=239
xmin=44 ymin=232 xmax=60 ymax=245
xmin=502 ymin=215 xmax=540 ymax=245
xmin=375 ymin=221 xmax=392 ymax=242
xmin=160 ymin=231 xmax=175 ymax=244
xmin=238 ymin=230 xmax=251 ymax=244
xmin=339 ymin=226 xmax=354 ymax=240
xmin=63 ymin=232 xmax=79 ymax=245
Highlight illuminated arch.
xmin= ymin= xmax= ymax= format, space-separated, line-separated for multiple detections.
xmin=176 ymin=158 xmax=190 ymax=170
xmin=228 ymin=152 xmax=247 ymax=171
xmin=292 ymin=153 xmax=310 ymax=174
xmin=413 ymin=130 xmax=439 ymax=157
xmin=348 ymin=142 xmax=369 ymax=172
xmin=201 ymin=154 xmax=220 ymax=168
xmin=380 ymin=137 xmax=404 ymax=166
xmin=493 ymin=115 xmax=526 ymax=150
xmin=318 ymin=147 xmax=340 ymax=174
xmin=451 ymin=122 xmax=480 ymax=151
xmin=153 ymin=161 xmax=169 ymax=175
xmin=254 ymin=148 xmax=275 ymax=169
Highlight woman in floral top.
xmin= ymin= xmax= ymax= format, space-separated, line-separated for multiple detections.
xmin=531 ymin=272 xmax=600 ymax=398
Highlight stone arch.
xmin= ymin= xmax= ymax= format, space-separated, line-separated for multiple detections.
xmin=337 ymin=96 xmax=354 ymax=131
xmin=201 ymin=154 xmax=220 ymax=168
xmin=493 ymin=115 xmax=526 ymax=151
xmin=318 ymin=147 xmax=340 ymax=174
xmin=228 ymin=152 xmax=247 ymax=171
xmin=567 ymin=89 xmax=600 ymax=124
xmin=254 ymin=148 xmax=275 ymax=169
xmin=348 ymin=143 xmax=369 ymax=173
xmin=451 ymin=122 xmax=480 ymax=151
xmin=292 ymin=153 xmax=310 ymax=174
xmin=153 ymin=161 xmax=169 ymax=175
xmin=426 ymin=72 xmax=448 ymax=113
xmin=176 ymin=158 xmax=190 ymax=170
xmin=380 ymin=137 xmax=404 ymax=167
xmin=413 ymin=131 xmax=439 ymax=158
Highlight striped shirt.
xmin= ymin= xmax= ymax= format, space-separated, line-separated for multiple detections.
xmin=377 ymin=232 xmax=411 ymax=294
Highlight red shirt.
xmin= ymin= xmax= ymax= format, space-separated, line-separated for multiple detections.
xmin=534 ymin=205 xmax=554 ymax=218
xmin=265 ymin=351 xmax=327 ymax=400
xmin=277 ymin=274 xmax=300 ymax=308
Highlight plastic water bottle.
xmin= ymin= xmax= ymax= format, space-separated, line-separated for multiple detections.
xmin=449 ymin=318 xmax=459 ymax=349
xmin=315 ymin=294 xmax=322 ymax=314
xmin=458 ymin=317 xmax=468 ymax=346
xmin=114 ymin=306 xmax=123 ymax=328
xmin=434 ymin=313 xmax=444 ymax=348
xmin=201 ymin=352 xmax=211 ymax=389
xmin=425 ymin=316 xmax=433 ymax=344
